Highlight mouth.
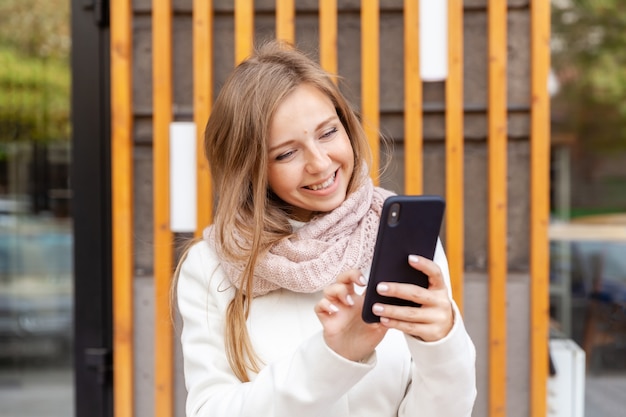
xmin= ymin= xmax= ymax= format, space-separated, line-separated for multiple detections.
xmin=304 ymin=171 xmax=337 ymax=191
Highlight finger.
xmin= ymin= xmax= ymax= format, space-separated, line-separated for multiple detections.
xmin=378 ymin=317 xmax=450 ymax=342
xmin=324 ymin=281 xmax=357 ymax=307
xmin=407 ymin=255 xmax=447 ymax=291
xmin=314 ymin=298 xmax=341 ymax=315
xmin=373 ymin=300 xmax=452 ymax=325
xmin=336 ymin=269 xmax=368 ymax=287
xmin=326 ymin=270 xmax=367 ymax=306
xmin=376 ymin=281 xmax=446 ymax=307
xmin=373 ymin=296 xmax=454 ymax=341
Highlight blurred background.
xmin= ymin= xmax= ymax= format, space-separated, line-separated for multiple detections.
xmin=0 ymin=1 xmax=73 ymax=416
xmin=0 ymin=0 xmax=624 ymax=416
xmin=548 ymin=1 xmax=626 ymax=414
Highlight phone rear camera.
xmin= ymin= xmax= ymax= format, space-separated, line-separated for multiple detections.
xmin=387 ymin=202 xmax=401 ymax=226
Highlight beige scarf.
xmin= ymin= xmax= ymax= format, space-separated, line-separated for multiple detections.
xmin=205 ymin=179 xmax=394 ymax=297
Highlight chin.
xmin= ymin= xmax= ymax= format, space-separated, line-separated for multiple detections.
xmin=319 ymin=198 xmax=347 ymax=214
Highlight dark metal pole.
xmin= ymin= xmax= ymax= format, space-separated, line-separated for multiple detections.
xmin=71 ymin=0 xmax=112 ymax=416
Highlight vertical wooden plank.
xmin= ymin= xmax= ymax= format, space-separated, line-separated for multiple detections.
xmin=152 ymin=1 xmax=173 ymax=416
xmin=445 ymin=0 xmax=464 ymax=312
xmin=530 ymin=1 xmax=551 ymax=416
xmin=235 ymin=0 xmax=254 ymax=64
xmin=361 ymin=0 xmax=379 ymax=182
xmin=319 ymin=0 xmax=338 ymax=77
xmin=276 ymin=0 xmax=295 ymax=44
xmin=403 ymin=0 xmax=422 ymax=195
xmin=110 ymin=0 xmax=134 ymax=416
xmin=193 ymin=0 xmax=214 ymax=235
xmin=488 ymin=1 xmax=508 ymax=416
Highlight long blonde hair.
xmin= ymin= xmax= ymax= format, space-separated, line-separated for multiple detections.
xmin=199 ymin=40 xmax=372 ymax=381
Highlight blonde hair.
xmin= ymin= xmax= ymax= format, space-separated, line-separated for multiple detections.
xmin=198 ymin=40 xmax=372 ymax=381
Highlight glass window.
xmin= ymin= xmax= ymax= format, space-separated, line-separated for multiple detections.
xmin=551 ymin=1 xmax=626 ymax=415
xmin=0 ymin=1 xmax=73 ymax=416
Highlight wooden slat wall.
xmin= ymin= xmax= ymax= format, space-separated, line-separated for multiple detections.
xmin=110 ymin=2 xmax=552 ymax=416
xmin=488 ymin=0 xmax=509 ymax=416
xmin=235 ymin=0 xmax=254 ymax=64
xmin=445 ymin=0 xmax=465 ymax=313
xmin=403 ymin=0 xmax=422 ymax=195
xmin=152 ymin=1 xmax=174 ymax=417
xmin=193 ymin=0 xmax=214 ymax=236
xmin=276 ymin=0 xmax=295 ymax=43
xmin=361 ymin=0 xmax=380 ymax=182
xmin=110 ymin=0 xmax=134 ymax=416
xmin=319 ymin=0 xmax=338 ymax=77
xmin=530 ymin=1 xmax=551 ymax=416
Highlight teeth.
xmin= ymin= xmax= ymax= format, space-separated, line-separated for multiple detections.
xmin=308 ymin=173 xmax=336 ymax=191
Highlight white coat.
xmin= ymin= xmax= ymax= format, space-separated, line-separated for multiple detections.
xmin=177 ymin=239 xmax=476 ymax=417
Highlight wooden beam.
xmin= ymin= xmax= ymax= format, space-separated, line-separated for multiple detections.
xmin=152 ymin=0 xmax=174 ymax=416
xmin=110 ymin=0 xmax=134 ymax=416
xmin=235 ymin=0 xmax=254 ymax=64
xmin=446 ymin=0 xmax=465 ymax=312
xmin=319 ymin=0 xmax=338 ymax=78
xmin=193 ymin=0 xmax=214 ymax=235
xmin=403 ymin=0 xmax=422 ymax=195
xmin=488 ymin=0 xmax=508 ymax=415
xmin=530 ymin=5 xmax=552 ymax=415
xmin=276 ymin=0 xmax=295 ymax=44
xmin=445 ymin=0 xmax=465 ymax=313
xmin=361 ymin=0 xmax=380 ymax=182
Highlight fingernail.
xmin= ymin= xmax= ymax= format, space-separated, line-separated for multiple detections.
xmin=408 ymin=254 xmax=419 ymax=263
xmin=329 ymin=304 xmax=340 ymax=313
xmin=373 ymin=304 xmax=384 ymax=313
xmin=359 ymin=275 xmax=367 ymax=285
xmin=380 ymin=317 xmax=390 ymax=324
xmin=346 ymin=295 xmax=355 ymax=306
xmin=377 ymin=283 xmax=389 ymax=293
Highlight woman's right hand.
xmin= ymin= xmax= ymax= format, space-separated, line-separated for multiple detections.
xmin=314 ymin=269 xmax=387 ymax=362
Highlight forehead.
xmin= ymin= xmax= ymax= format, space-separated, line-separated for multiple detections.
xmin=272 ymin=84 xmax=335 ymax=126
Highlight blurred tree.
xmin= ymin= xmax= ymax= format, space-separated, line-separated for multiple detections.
xmin=0 ymin=0 xmax=70 ymax=143
xmin=0 ymin=0 xmax=70 ymax=59
xmin=552 ymin=0 xmax=626 ymax=153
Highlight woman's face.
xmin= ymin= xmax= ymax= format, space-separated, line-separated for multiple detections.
xmin=267 ymin=84 xmax=355 ymax=221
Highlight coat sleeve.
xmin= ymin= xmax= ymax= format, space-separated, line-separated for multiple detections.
xmin=398 ymin=239 xmax=477 ymax=417
xmin=177 ymin=241 xmax=376 ymax=417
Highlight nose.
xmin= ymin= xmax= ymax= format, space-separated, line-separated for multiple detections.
xmin=305 ymin=142 xmax=331 ymax=173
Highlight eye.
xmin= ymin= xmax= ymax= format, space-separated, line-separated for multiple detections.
xmin=275 ymin=150 xmax=295 ymax=161
xmin=320 ymin=127 xmax=338 ymax=140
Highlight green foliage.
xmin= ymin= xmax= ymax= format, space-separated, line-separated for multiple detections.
xmin=0 ymin=0 xmax=70 ymax=143
xmin=552 ymin=0 xmax=626 ymax=152
xmin=0 ymin=0 xmax=70 ymax=59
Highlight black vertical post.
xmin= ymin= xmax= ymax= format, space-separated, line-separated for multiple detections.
xmin=71 ymin=0 xmax=112 ymax=416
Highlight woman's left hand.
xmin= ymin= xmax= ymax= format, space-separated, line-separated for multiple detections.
xmin=371 ymin=255 xmax=454 ymax=342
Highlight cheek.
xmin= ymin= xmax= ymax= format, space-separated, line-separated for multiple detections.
xmin=267 ymin=168 xmax=281 ymax=193
xmin=267 ymin=165 xmax=297 ymax=195
xmin=339 ymin=136 xmax=355 ymax=167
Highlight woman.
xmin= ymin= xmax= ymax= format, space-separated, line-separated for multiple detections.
xmin=176 ymin=40 xmax=476 ymax=416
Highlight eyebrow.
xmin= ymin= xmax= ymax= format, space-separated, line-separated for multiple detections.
xmin=268 ymin=115 xmax=338 ymax=153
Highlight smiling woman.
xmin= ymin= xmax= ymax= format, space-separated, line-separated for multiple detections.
xmin=174 ymin=40 xmax=476 ymax=417
xmin=267 ymin=84 xmax=355 ymax=221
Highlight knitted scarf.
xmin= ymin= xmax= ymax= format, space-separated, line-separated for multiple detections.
xmin=204 ymin=179 xmax=394 ymax=297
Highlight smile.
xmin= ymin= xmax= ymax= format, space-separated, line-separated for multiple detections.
xmin=306 ymin=172 xmax=336 ymax=191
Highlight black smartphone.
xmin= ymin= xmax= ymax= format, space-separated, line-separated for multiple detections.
xmin=361 ymin=195 xmax=445 ymax=323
